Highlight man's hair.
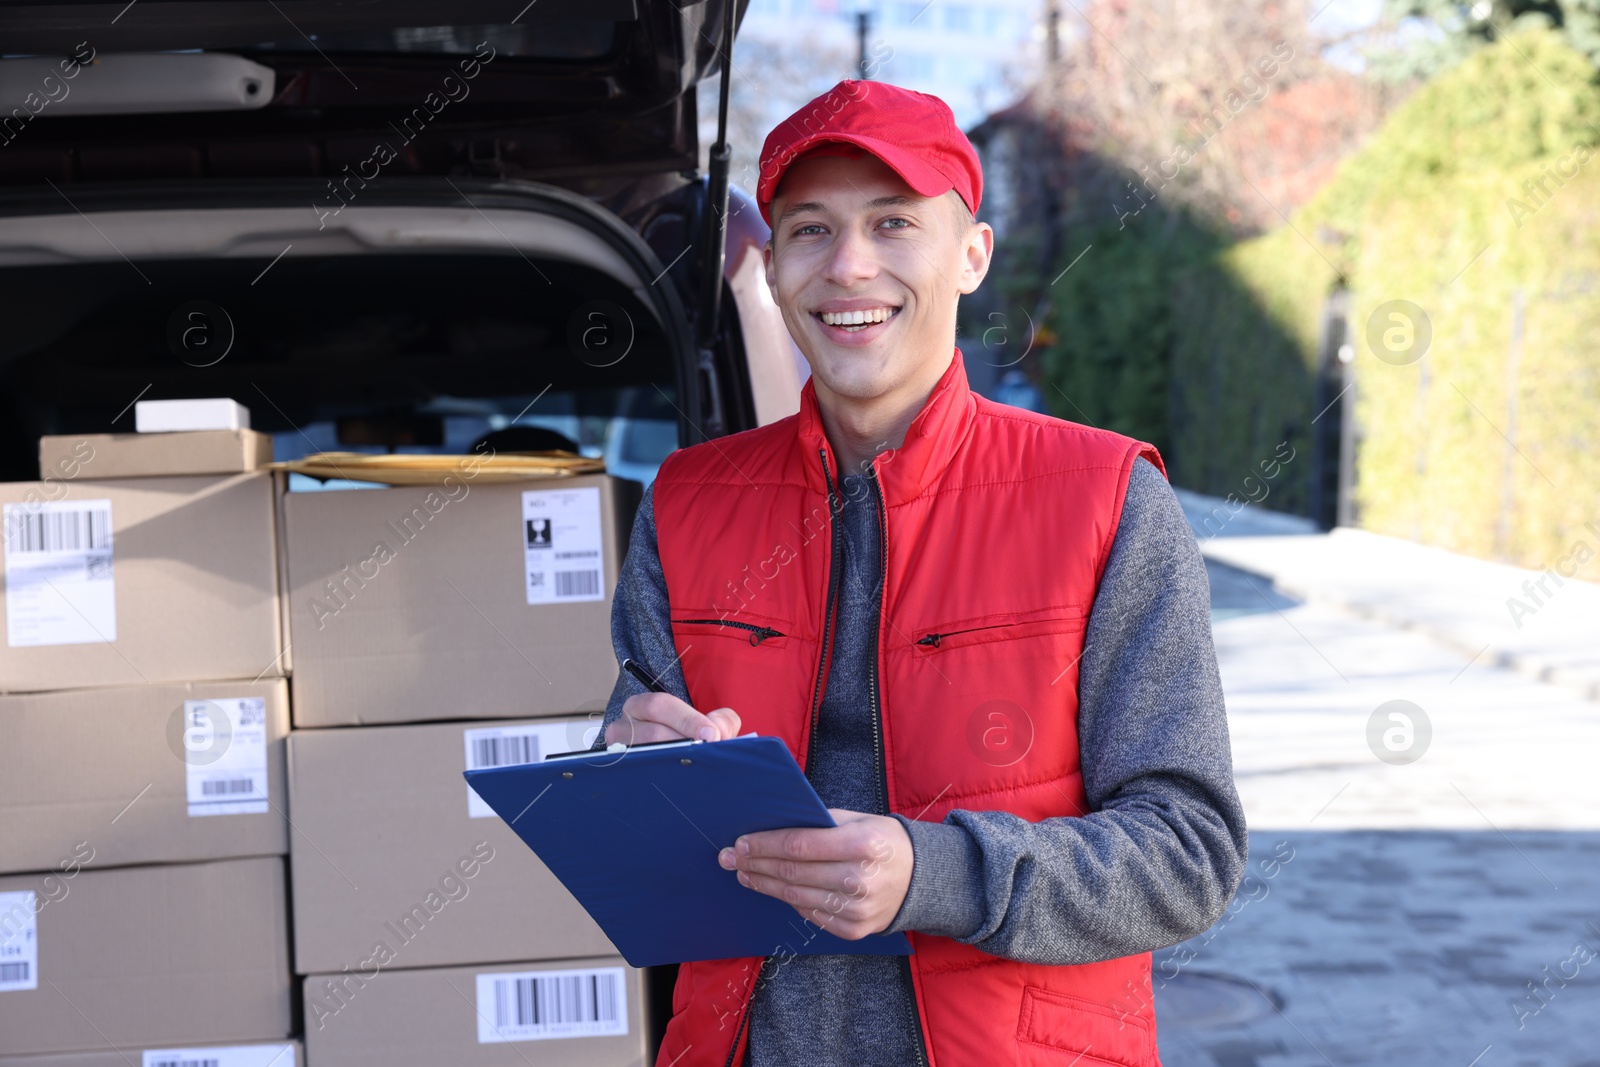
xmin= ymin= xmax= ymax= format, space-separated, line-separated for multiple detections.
xmin=948 ymin=191 xmax=975 ymax=233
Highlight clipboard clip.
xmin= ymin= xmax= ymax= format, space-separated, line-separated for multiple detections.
xmin=545 ymin=731 xmax=760 ymax=762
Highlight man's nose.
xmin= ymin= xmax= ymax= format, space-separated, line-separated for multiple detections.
xmin=823 ymin=225 xmax=877 ymax=287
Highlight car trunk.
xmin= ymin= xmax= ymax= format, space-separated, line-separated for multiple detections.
xmin=0 ymin=0 xmax=770 ymax=472
xmin=0 ymin=178 xmax=704 ymax=481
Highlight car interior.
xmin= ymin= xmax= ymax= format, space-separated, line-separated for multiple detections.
xmin=0 ymin=192 xmax=714 ymax=488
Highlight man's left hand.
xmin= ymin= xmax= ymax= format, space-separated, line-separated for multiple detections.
xmin=717 ymin=808 xmax=913 ymax=940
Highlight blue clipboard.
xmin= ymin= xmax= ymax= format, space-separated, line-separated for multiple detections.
xmin=463 ymin=733 xmax=914 ymax=968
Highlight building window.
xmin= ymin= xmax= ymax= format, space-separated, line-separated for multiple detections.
xmin=943 ymin=3 xmax=971 ymax=31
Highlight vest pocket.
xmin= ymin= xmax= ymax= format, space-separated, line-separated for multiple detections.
xmin=912 ymin=611 xmax=1086 ymax=653
xmin=670 ymin=612 xmax=791 ymax=649
xmin=1016 ymin=985 xmax=1153 ymax=1066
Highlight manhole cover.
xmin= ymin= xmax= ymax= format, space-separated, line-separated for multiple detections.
xmin=1154 ymin=971 xmax=1282 ymax=1027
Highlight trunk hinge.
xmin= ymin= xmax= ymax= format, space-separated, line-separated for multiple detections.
xmin=694 ymin=0 xmax=738 ymax=440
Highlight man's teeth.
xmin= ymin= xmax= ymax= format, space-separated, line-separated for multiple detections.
xmin=820 ymin=307 xmax=897 ymax=327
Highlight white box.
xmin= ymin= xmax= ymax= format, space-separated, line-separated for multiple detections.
xmin=135 ymin=399 xmax=250 ymax=433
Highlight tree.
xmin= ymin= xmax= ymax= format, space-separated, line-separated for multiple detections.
xmin=698 ymin=35 xmax=856 ymax=200
xmin=1046 ymin=0 xmax=1397 ymax=232
xmin=1363 ymin=0 xmax=1600 ymax=81
xmin=970 ymin=0 xmax=1398 ymax=451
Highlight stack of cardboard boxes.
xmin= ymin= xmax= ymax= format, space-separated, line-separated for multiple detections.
xmin=0 ymin=405 xmax=654 ymax=1066
xmin=280 ymin=469 xmax=651 ymax=1066
xmin=0 ymin=425 xmax=298 ymax=1067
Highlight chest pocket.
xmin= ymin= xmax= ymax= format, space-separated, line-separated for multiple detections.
xmin=669 ymin=611 xmax=792 ymax=649
xmin=909 ymin=606 xmax=1088 ymax=654
xmin=887 ymin=605 xmax=1092 ymax=801
xmin=667 ymin=610 xmax=810 ymax=732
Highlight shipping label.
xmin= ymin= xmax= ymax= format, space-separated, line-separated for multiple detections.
xmin=184 ymin=697 xmax=270 ymax=817
xmin=463 ymin=721 xmax=597 ymax=818
xmin=0 ymin=891 xmax=38 ymax=992
xmin=475 ymin=966 xmax=628 ymax=1043
xmin=3 ymin=499 xmax=115 ymax=647
xmin=143 ymin=1044 xmax=297 ymax=1067
xmin=522 ymin=487 xmax=605 ymax=604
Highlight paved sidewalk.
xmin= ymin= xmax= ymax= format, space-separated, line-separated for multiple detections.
xmin=1174 ymin=489 xmax=1600 ymax=702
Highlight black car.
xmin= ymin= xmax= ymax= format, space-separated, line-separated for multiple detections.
xmin=0 ymin=0 xmax=803 ymax=485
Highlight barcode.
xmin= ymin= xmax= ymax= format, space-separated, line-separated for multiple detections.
xmin=554 ymin=570 xmax=600 ymax=597
xmin=493 ymin=972 xmax=620 ymax=1030
xmin=238 ymin=698 xmax=265 ymax=726
xmin=6 ymin=508 xmax=110 ymax=554
xmin=0 ymin=962 xmax=28 ymax=982
xmin=555 ymin=550 xmax=599 ymax=560
xmin=201 ymin=779 xmax=256 ymax=796
xmin=470 ymin=734 xmax=541 ymax=769
xmin=149 ymin=1060 xmax=220 ymax=1067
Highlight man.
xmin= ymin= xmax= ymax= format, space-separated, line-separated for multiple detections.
xmin=593 ymin=80 xmax=1247 ymax=1067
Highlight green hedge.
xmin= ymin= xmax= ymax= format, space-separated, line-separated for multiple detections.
xmin=1115 ymin=27 xmax=1600 ymax=566
xmin=1039 ymin=214 xmax=1224 ymax=456
xmin=1167 ymin=224 xmax=1333 ymax=517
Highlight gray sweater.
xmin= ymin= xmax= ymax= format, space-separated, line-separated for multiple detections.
xmin=593 ymin=456 xmax=1247 ymax=1065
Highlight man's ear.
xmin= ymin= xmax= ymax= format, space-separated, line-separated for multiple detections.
xmin=958 ymin=221 xmax=995 ymax=296
xmin=762 ymin=238 xmax=777 ymax=297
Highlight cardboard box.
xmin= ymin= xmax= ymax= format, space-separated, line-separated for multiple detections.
xmin=0 ymin=857 xmax=293 ymax=1055
xmin=282 ymin=474 xmax=639 ymax=727
xmin=0 ymin=1040 xmax=300 ymax=1067
xmin=135 ymin=398 xmax=250 ymax=433
xmin=303 ymin=957 xmax=649 ymax=1067
xmin=0 ymin=679 xmax=289 ymax=876
xmin=0 ymin=474 xmax=284 ymax=693
xmin=40 ymin=431 xmax=273 ymax=479
xmin=287 ymin=717 xmax=615 ymax=975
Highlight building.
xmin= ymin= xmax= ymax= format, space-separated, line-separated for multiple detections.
xmin=735 ymin=0 xmax=1043 ymax=129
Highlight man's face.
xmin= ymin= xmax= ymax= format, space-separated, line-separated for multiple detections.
xmin=763 ymin=152 xmax=992 ymax=405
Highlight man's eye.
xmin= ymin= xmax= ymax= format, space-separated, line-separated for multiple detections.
xmin=880 ymin=217 xmax=911 ymax=229
xmin=794 ymin=224 xmax=825 ymax=236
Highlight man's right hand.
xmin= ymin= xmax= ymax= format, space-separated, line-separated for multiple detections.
xmin=613 ymin=691 xmax=742 ymax=745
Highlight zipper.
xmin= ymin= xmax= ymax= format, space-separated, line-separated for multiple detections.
xmin=720 ymin=958 xmax=762 ymax=1067
xmin=804 ymin=445 xmax=845 ymax=778
xmin=866 ymin=470 xmax=889 ymax=817
xmin=721 ymin=446 xmax=844 ymax=1067
xmin=676 ymin=618 xmax=785 ymax=645
xmin=867 ymin=467 xmax=930 ymax=1067
xmin=915 ymin=623 xmax=1017 ymax=647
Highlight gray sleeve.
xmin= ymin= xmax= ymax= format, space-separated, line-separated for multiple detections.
xmin=591 ymin=481 xmax=692 ymax=750
xmin=880 ymin=457 xmax=1249 ymax=964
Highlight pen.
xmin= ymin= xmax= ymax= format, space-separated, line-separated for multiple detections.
xmin=621 ymin=657 xmax=668 ymax=693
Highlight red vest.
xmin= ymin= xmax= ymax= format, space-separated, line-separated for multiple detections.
xmin=651 ymin=348 xmax=1167 ymax=1067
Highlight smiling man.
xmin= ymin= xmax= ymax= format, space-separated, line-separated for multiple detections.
xmin=594 ymin=80 xmax=1247 ymax=1067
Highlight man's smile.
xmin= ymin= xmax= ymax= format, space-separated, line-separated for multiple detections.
xmin=814 ymin=304 xmax=902 ymax=336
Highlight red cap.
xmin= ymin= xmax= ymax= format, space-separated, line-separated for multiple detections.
xmin=756 ymin=79 xmax=983 ymax=228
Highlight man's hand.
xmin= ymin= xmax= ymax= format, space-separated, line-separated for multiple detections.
xmin=717 ymin=808 xmax=914 ymax=940
xmin=612 ymin=691 xmax=741 ymax=744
